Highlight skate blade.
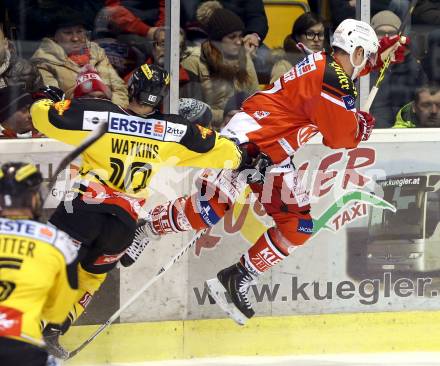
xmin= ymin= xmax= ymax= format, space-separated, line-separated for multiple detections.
xmin=206 ymin=278 xmax=248 ymax=326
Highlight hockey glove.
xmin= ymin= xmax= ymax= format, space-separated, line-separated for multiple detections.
xmin=32 ymin=86 xmax=65 ymax=102
xmin=372 ymin=35 xmax=409 ymax=71
xmin=237 ymin=143 xmax=272 ymax=184
xmin=357 ymin=111 xmax=376 ymax=141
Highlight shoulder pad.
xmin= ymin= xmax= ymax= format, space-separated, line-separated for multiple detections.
xmin=52 ymin=230 xmax=79 ymax=265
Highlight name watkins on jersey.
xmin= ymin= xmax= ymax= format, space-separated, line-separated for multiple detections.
xmin=111 ymin=139 xmax=159 ymax=159
xmin=108 ymin=112 xmax=187 ymax=142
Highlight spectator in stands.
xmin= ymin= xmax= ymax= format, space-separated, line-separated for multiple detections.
xmin=393 ymin=84 xmax=440 ymax=127
xmin=137 ymin=27 xmax=203 ymax=100
xmin=94 ymin=0 xmax=165 ymax=59
xmin=369 ymin=10 xmax=427 ymax=128
xmin=0 ymin=24 xmax=42 ymax=92
xmin=73 ymin=65 xmax=112 ymax=100
xmin=101 ymin=0 xmax=165 ymax=39
xmin=412 ymin=0 xmax=440 ymax=25
xmin=182 ymin=7 xmax=258 ymax=129
xmin=222 ymin=91 xmax=249 ymax=128
xmin=0 ymin=85 xmax=42 ymax=138
xmin=31 ymin=9 xmax=129 ymax=107
xmin=194 ymin=1 xmax=271 ymax=83
xmin=186 ymin=0 xmax=268 ymax=47
xmin=178 ymin=98 xmax=213 ymax=127
xmin=270 ymin=12 xmax=326 ymax=83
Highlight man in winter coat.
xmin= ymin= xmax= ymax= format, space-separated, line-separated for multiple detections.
xmin=31 ymin=10 xmax=129 ymax=107
xmin=393 ymin=84 xmax=440 ymax=127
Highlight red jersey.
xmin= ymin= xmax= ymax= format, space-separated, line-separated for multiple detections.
xmin=221 ymin=51 xmax=361 ymax=164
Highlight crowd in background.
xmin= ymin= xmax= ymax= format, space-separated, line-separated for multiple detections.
xmin=0 ymin=0 xmax=439 ymax=138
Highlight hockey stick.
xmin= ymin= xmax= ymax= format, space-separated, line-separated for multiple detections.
xmin=43 ymin=121 xmax=109 ymax=208
xmin=66 ymin=227 xmax=208 ymax=359
xmin=362 ymin=0 xmax=418 ymax=112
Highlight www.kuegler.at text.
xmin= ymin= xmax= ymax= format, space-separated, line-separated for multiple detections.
xmin=193 ymin=273 xmax=434 ymax=306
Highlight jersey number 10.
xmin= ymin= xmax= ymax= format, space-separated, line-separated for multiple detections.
xmin=109 ymin=157 xmax=152 ymax=193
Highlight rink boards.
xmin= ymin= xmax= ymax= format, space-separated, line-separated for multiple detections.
xmin=2 ymin=130 xmax=440 ymax=363
xmin=62 ymin=311 xmax=440 ymax=364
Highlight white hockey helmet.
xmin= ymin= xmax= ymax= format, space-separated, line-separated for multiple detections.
xmin=331 ymin=19 xmax=379 ymax=80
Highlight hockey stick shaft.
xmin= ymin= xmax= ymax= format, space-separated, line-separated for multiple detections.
xmin=362 ymin=0 xmax=418 ymax=112
xmin=67 ymin=228 xmax=208 ymax=359
xmin=43 ymin=121 xmax=108 ymax=207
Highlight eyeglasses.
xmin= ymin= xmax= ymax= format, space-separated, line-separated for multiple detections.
xmin=304 ymin=31 xmax=325 ymax=41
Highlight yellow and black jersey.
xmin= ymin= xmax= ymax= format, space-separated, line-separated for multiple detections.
xmin=31 ymin=98 xmax=243 ymax=197
xmin=0 ymin=218 xmax=78 ymax=346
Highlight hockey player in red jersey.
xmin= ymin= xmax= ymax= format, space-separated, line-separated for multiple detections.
xmin=122 ymin=19 xmax=409 ymax=325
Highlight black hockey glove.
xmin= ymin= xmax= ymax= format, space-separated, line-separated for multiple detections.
xmin=237 ymin=143 xmax=272 ymax=184
xmin=32 ymin=86 xmax=65 ymax=102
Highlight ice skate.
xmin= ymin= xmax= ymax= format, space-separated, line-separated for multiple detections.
xmin=206 ymin=262 xmax=257 ymax=325
xmin=43 ymin=325 xmax=69 ymax=360
xmin=120 ymin=219 xmax=158 ymax=267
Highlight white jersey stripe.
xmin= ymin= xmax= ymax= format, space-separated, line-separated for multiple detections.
xmin=220 ymin=112 xmax=261 ymax=145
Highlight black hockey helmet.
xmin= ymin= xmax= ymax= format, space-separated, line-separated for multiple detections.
xmin=128 ymin=64 xmax=170 ymax=107
xmin=0 ymin=162 xmax=43 ymax=219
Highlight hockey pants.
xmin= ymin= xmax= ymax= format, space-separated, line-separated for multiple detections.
xmin=150 ymin=169 xmax=314 ymax=275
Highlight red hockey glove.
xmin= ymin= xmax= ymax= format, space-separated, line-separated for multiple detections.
xmin=371 ymin=35 xmax=410 ymax=71
xmin=357 ymin=111 xmax=376 ymax=141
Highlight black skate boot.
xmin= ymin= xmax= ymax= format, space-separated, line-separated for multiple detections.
xmin=120 ymin=219 xmax=157 ymax=267
xmin=206 ymin=262 xmax=257 ymax=325
xmin=43 ymin=323 xmax=69 ymax=360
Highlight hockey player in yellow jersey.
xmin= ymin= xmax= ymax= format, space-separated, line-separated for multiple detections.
xmin=30 ymin=64 xmax=249 ymax=358
xmin=0 ymin=162 xmax=79 ymax=366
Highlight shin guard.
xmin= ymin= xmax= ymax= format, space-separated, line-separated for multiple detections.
xmin=242 ymin=228 xmax=288 ymax=277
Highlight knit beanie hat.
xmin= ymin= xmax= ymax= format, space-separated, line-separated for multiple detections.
xmin=206 ymin=8 xmax=245 ymax=41
xmin=371 ymin=10 xmax=401 ymax=33
xmin=73 ymin=65 xmax=112 ymax=99
xmin=178 ymin=98 xmax=212 ymax=126
xmin=0 ymin=85 xmax=33 ymax=122
xmin=49 ymin=7 xmax=88 ymax=36
xmin=197 ymin=1 xmax=223 ymax=28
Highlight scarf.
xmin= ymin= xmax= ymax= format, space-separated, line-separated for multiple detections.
xmin=0 ymin=49 xmax=11 ymax=88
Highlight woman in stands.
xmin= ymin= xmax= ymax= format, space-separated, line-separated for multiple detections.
xmin=270 ymin=12 xmax=326 ymax=83
xmin=182 ymin=5 xmax=259 ymax=130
